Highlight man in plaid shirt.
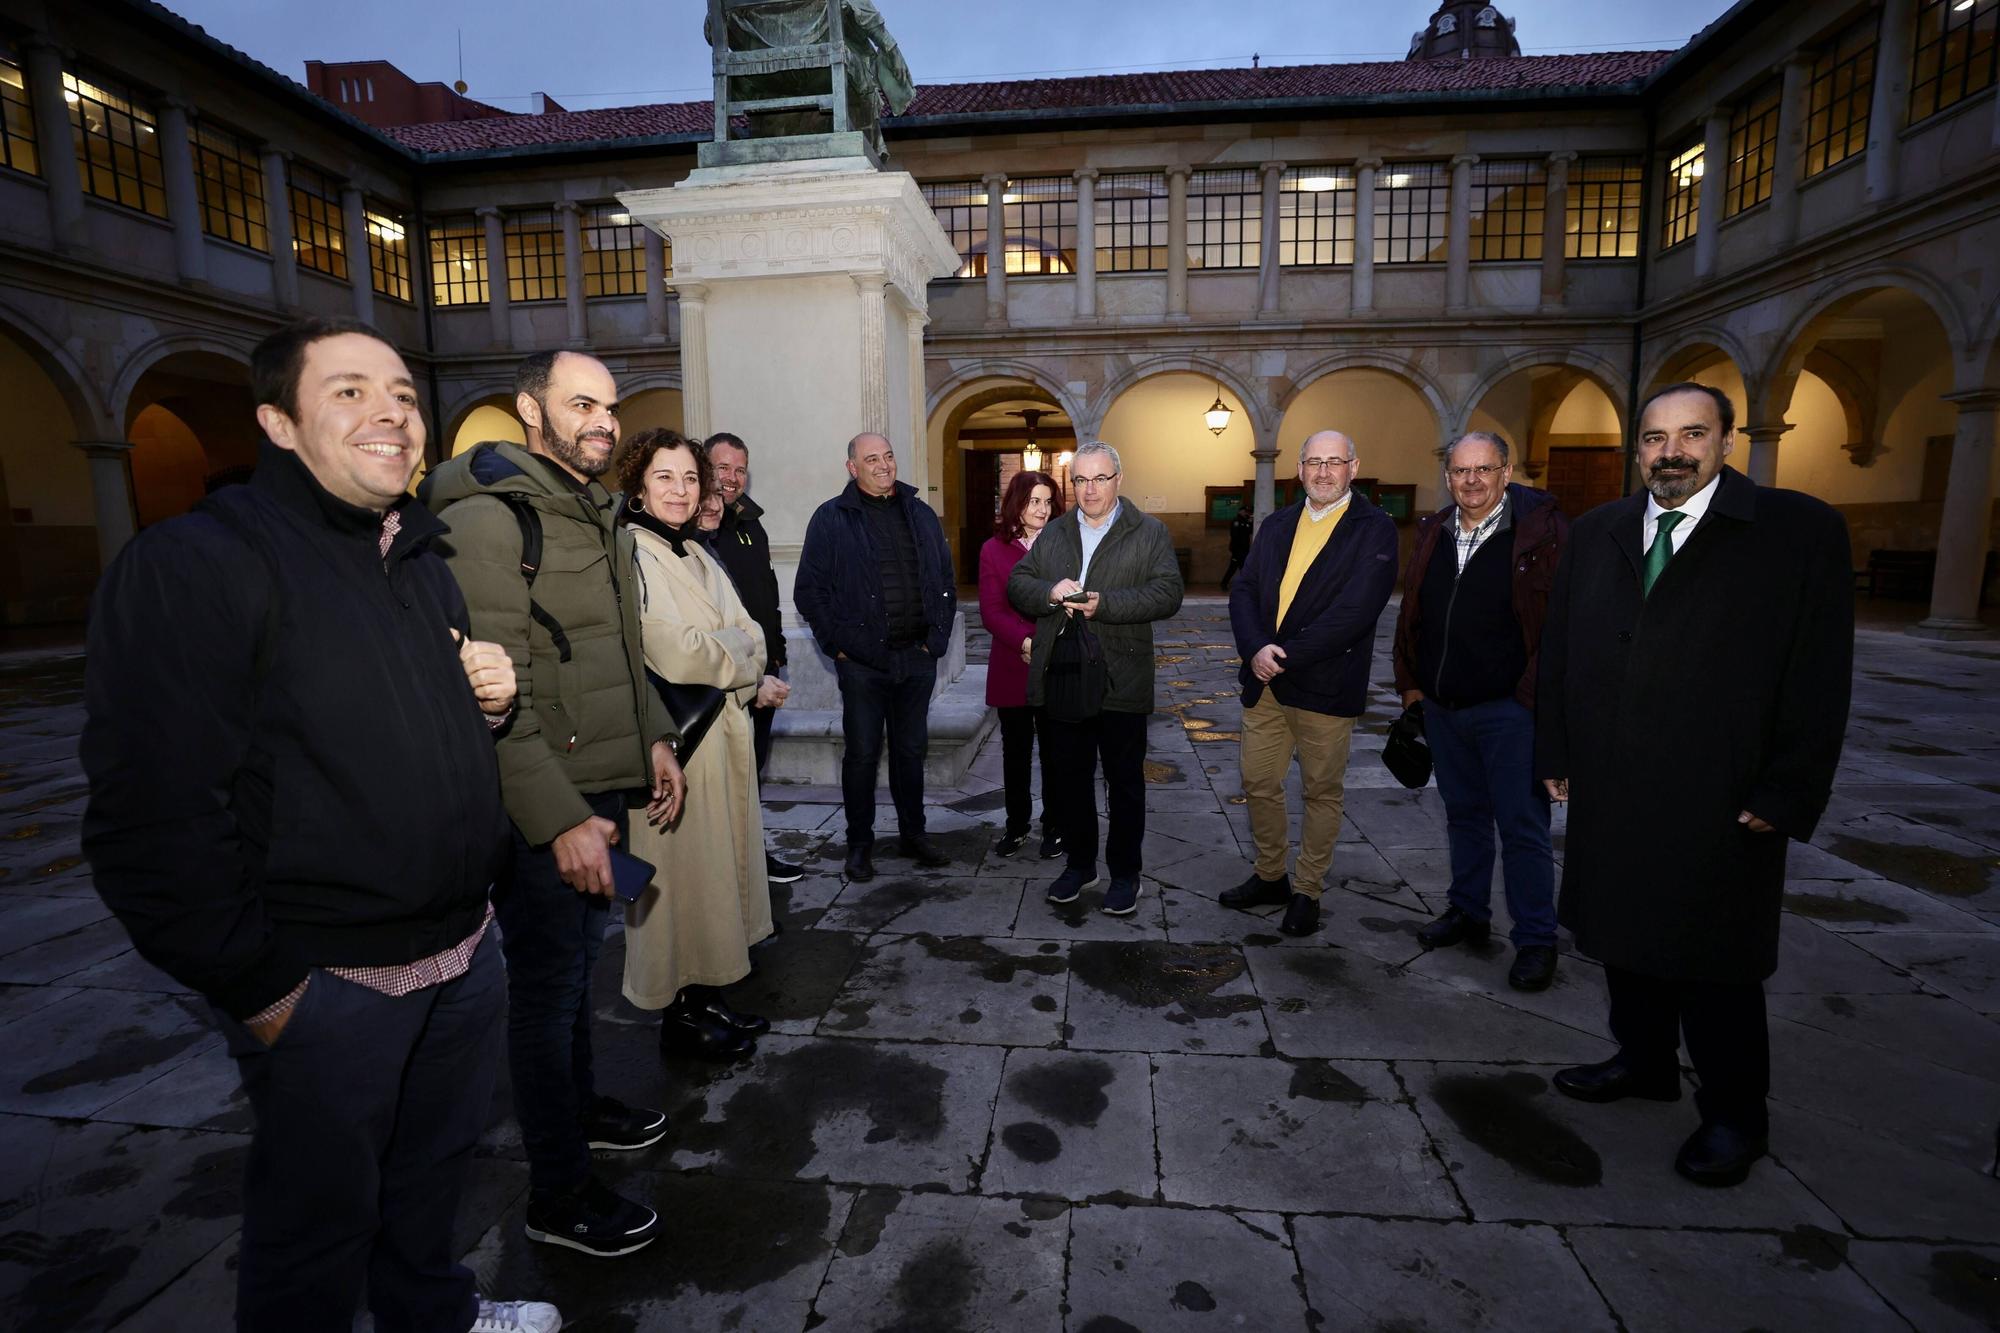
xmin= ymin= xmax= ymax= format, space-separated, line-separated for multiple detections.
xmin=82 ymin=318 xmax=559 ymax=1333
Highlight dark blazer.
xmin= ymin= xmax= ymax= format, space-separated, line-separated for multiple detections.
xmin=1228 ymin=492 xmax=1400 ymax=717
xmin=1536 ymin=467 xmax=1853 ymax=984
xmin=710 ymin=491 xmax=785 ymax=671
xmin=794 ymin=479 xmax=956 ymax=667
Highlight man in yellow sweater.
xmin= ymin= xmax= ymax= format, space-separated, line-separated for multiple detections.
xmin=1222 ymin=430 xmax=1401 ymax=935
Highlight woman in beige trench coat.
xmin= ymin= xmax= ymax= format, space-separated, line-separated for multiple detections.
xmin=612 ymin=429 xmax=775 ymax=1061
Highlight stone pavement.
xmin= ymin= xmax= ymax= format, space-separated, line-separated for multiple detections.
xmin=1 ymin=598 xmax=1997 ymax=1332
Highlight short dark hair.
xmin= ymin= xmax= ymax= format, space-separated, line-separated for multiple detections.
xmin=251 ymin=316 xmax=395 ymax=419
xmin=998 ymin=468 xmax=1065 ymax=541
xmin=615 ymin=427 xmax=710 ymax=505
xmin=704 ymin=431 xmax=747 ymax=456
xmin=512 ymin=350 xmax=563 ymax=405
xmin=1640 ymin=381 xmax=1735 ymax=436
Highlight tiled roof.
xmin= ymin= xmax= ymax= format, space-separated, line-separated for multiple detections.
xmin=386 ymin=51 xmax=1674 ymax=156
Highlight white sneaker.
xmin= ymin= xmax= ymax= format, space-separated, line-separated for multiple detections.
xmin=472 ymin=1298 xmax=562 ymax=1333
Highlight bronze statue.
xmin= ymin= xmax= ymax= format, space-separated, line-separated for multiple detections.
xmin=703 ymin=0 xmax=914 ymax=167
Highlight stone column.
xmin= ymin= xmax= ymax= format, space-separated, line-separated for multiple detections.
xmin=1770 ymin=56 xmax=1812 ymax=245
xmin=340 ymin=186 xmax=375 ymax=324
xmin=643 ymin=230 xmax=669 ymax=343
xmin=1251 ymin=419 xmax=1279 ymax=522
xmin=1166 ymin=165 xmax=1190 ymax=318
xmin=73 ymin=441 xmax=137 ymax=567
xmin=675 ymin=281 xmax=712 ymax=441
xmin=1739 ymin=423 xmax=1791 ymax=488
xmin=261 ymin=148 xmax=299 ymax=309
xmin=478 ymin=205 xmax=510 ymax=348
xmin=1866 ymin=0 xmax=1915 ymax=205
xmin=1353 ymin=158 xmax=1381 ymax=315
xmin=905 ymin=308 xmax=931 ymax=498
xmin=982 ymin=171 xmax=1008 ymax=323
xmin=22 ymin=38 xmax=85 ymax=248
xmin=1540 ymin=151 xmax=1575 ymax=310
xmin=156 ymin=100 xmax=206 ymax=284
xmin=1447 ymin=153 xmax=1478 ymax=311
xmin=1072 ymin=167 xmax=1098 ymax=320
xmin=1693 ymin=110 xmax=1730 ymax=279
xmin=557 ymin=201 xmax=587 ymax=346
xmin=1916 ymin=391 xmax=2000 ymax=635
xmin=1256 ymin=161 xmax=1285 ymax=316
xmin=853 ymin=271 xmax=889 ymax=433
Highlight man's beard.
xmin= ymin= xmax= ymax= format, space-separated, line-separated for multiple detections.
xmin=1645 ymin=455 xmax=1703 ymax=503
xmin=542 ymin=409 xmax=615 ymax=479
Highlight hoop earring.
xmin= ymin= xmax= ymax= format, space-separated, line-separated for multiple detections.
xmin=631 ymin=496 xmax=646 ymax=514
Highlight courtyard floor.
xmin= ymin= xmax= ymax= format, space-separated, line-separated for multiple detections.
xmin=0 ymin=596 xmax=1996 ymax=1332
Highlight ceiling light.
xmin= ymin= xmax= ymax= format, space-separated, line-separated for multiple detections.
xmin=1385 ymin=173 xmax=1412 ymax=189
xmin=1022 ymin=444 xmax=1043 ymax=471
xmin=1057 ymin=450 xmax=1074 ymax=468
xmin=1297 ymin=175 xmax=1339 ymax=192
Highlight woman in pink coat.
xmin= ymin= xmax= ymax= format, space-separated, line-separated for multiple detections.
xmin=979 ymin=469 xmax=1065 ymax=859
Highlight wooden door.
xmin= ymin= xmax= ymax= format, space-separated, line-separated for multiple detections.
xmin=1544 ymin=447 xmax=1626 ymax=519
xmin=960 ymin=449 xmax=1000 ymax=583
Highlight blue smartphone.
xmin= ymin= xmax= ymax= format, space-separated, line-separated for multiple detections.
xmin=609 ymin=848 xmax=657 ymax=902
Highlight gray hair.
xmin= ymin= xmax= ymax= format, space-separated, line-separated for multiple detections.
xmin=1072 ymin=440 xmax=1121 ymax=475
xmin=1446 ymin=431 xmax=1511 ymax=466
xmin=847 ymin=431 xmax=891 ymax=460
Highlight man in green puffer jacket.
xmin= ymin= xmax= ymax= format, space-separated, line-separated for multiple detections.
xmin=419 ymin=350 xmax=682 ymax=1260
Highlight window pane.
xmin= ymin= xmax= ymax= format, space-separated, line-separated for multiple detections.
xmin=1095 ymin=172 xmax=1168 ymax=273
xmin=1910 ymin=0 xmax=2000 ymax=124
xmin=288 ymin=161 xmax=347 ymax=279
xmin=1725 ymin=77 xmax=1782 ymax=216
xmin=428 ymin=214 xmax=487 ymax=307
xmin=581 ymin=203 xmax=647 ymax=296
xmin=920 ymin=180 xmax=988 ymax=277
xmin=1566 ymin=157 xmax=1643 ymax=258
xmin=367 ymin=207 xmax=413 ymax=302
xmin=0 ymin=47 xmax=38 ymax=177
xmin=191 ymin=121 xmax=266 ymax=250
xmin=1467 ymin=158 xmax=1546 ymax=262
xmin=1279 ymin=166 xmax=1354 ymax=266
xmin=504 ymin=208 xmax=565 ymax=301
xmin=1376 ymin=162 xmax=1450 ymax=264
xmin=1002 ymin=176 xmax=1075 ymax=275
xmin=1662 ymin=141 xmax=1703 ymax=249
xmin=64 ymin=71 xmax=167 ymax=219
xmin=1187 ymin=168 xmax=1261 ymax=270
xmin=1805 ymin=14 xmax=1877 ymax=177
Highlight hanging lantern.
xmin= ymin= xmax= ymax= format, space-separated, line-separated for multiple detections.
xmin=1022 ymin=444 xmax=1043 ymax=471
xmin=1204 ymin=384 xmax=1233 ymax=435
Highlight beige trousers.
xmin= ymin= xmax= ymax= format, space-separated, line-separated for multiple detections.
xmin=1239 ymin=691 xmax=1356 ymax=897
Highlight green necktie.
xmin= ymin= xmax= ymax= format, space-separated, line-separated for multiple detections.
xmin=1643 ymin=511 xmax=1684 ymax=597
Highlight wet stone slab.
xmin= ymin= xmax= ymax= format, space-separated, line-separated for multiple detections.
xmin=817 ymin=873 xmax=1028 ymax=938
xmin=1152 ymin=1053 xmax=1460 ymax=1217
xmin=811 ymin=1190 xmax=1068 ymax=1333
xmin=1567 ymin=1226 xmax=1906 ymax=1331
xmin=980 ymin=1049 xmax=1155 ymax=1201
xmin=0 ymin=987 xmax=211 ymax=1118
xmin=1292 ymin=1217 xmax=1616 ymax=1331
xmin=1842 ymin=930 xmax=2000 ymax=1013
xmin=1065 ymin=1203 xmax=1304 ymax=1331
xmin=1844 ymin=1240 xmax=2000 ymax=1333
xmin=1063 ymin=941 xmax=1268 ymax=1056
xmin=822 ymin=934 xmax=1067 ymax=1046
xmin=1771 ymin=1104 xmax=2000 ymax=1245
xmin=1767 ymin=990 xmax=2000 ymax=1083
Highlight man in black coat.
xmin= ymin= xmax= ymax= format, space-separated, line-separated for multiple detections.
xmin=795 ymin=431 xmax=958 ymax=882
xmin=1222 ymin=430 xmax=1399 ymax=937
xmin=706 ymin=431 xmax=803 ymax=884
xmin=1537 ymin=381 xmax=1854 ymax=1188
xmin=81 ymin=318 xmax=560 ymax=1332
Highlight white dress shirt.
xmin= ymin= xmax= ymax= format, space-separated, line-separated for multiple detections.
xmin=1642 ymin=470 xmax=1721 ymax=556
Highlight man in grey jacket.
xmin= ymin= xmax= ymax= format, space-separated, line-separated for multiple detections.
xmin=1009 ymin=441 xmax=1184 ymax=915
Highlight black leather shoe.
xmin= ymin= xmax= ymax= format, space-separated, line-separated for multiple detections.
xmin=659 ymin=1005 xmax=755 ymax=1061
xmin=1508 ymin=944 xmax=1558 ymax=991
xmin=686 ymin=986 xmax=771 ymax=1037
xmin=1277 ymin=892 xmax=1321 ymax=937
xmin=995 ymin=828 xmax=1030 ymax=858
xmin=1416 ymin=906 xmax=1491 ymax=950
xmin=765 ymin=854 xmax=804 ymax=884
xmin=900 ymin=835 xmax=950 ymax=868
xmin=844 ymin=845 xmax=875 ymax=882
xmin=1553 ymin=1057 xmax=1682 ymax=1104
xmin=1674 ymin=1122 xmax=1768 ymax=1187
xmin=1219 ymin=872 xmax=1292 ymax=910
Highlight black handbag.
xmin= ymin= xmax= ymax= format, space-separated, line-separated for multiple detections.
xmin=1041 ymin=615 xmax=1107 ymax=723
xmin=648 ymin=670 xmax=729 ymax=767
xmin=1382 ymin=702 xmax=1433 ymax=789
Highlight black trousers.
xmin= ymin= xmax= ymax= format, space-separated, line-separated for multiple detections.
xmin=1605 ymin=964 xmax=1770 ymax=1136
xmin=751 ymin=700 xmax=775 ymax=784
xmin=1045 ymin=709 xmax=1148 ymax=878
xmin=218 ymin=930 xmax=504 ymax=1333
xmin=997 ymin=704 xmax=1055 ymax=838
xmin=837 ymin=647 xmax=937 ymax=848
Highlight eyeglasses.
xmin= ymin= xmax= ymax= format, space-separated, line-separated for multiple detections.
xmin=1073 ymin=473 xmax=1119 ymax=487
xmin=1301 ymin=458 xmax=1355 ymax=472
xmin=1447 ymin=464 xmax=1507 ymax=481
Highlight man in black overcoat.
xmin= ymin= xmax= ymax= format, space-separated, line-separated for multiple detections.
xmin=1536 ymin=381 xmax=1853 ymax=1187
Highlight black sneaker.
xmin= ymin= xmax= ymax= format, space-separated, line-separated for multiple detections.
xmin=581 ymin=1095 xmax=667 ymax=1151
xmin=1046 ymin=867 xmax=1101 ymax=905
xmin=1039 ymin=830 xmax=1066 ymax=860
xmin=524 ymin=1177 xmax=659 ymax=1257
xmin=995 ymin=828 xmax=1031 ymax=858
xmin=766 ymin=854 xmax=804 ymax=884
xmin=1101 ymin=876 xmax=1142 ymax=916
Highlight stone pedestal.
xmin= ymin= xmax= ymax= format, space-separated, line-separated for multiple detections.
xmin=620 ymin=159 xmax=994 ymax=783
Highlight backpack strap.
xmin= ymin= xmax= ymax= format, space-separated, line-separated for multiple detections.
xmin=493 ymin=492 xmax=573 ymax=664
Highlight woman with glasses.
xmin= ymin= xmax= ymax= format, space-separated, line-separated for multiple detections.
xmin=979 ymin=469 xmax=1066 ymax=859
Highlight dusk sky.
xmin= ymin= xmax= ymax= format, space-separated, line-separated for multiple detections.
xmin=164 ymin=0 xmax=1742 ymax=114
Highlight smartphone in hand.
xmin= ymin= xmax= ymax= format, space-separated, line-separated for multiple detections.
xmin=608 ymin=848 xmax=657 ymax=902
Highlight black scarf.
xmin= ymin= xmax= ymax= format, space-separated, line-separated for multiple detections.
xmin=619 ymin=495 xmax=703 ymax=556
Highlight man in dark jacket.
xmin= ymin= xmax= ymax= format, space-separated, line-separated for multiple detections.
xmin=1539 ymin=382 xmax=1853 ymax=1188
xmin=795 ymin=432 xmax=957 ymax=882
xmin=1222 ymin=499 xmax=1253 ymax=589
xmin=706 ymin=431 xmax=803 ymax=884
xmin=421 ymin=350 xmax=683 ymax=1257
xmin=81 ymin=318 xmax=561 ymax=1333
xmin=1009 ymin=441 xmax=1185 ymax=916
xmin=1221 ymin=430 xmax=1399 ymax=937
xmin=1392 ymin=432 xmax=1568 ymax=990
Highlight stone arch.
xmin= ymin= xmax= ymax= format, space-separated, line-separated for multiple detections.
xmin=927 ymin=357 xmax=1086 ymax=431
xmin=441 ymin=381 xmax=519 ymax=444
xmin=1973 ymin=297 xmax=2000 ymax=391
xmin=1086 ymin=354 xmax=1268 ymax=442
xmin=0 ymin=304 xmax=105 ymax=624
xmin=927 ymin=369 xmax=1079 ymax=582
xmin=1451 ymin=347 xmax=1629 ymax=440
xmin=108 ymin=333 xmax=255 ymax=432
xmin=0 ymin=300 xmax=109 ymax=439
xmin=1274 ymin=363 xmax=1448 ymax=514
xmin=1759 ymin=268 xmax=1968 ymax=423
xmin=1276 ymin=352 xmax=1452 ymax=444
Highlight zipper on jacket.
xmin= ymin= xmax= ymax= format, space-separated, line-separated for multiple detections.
xmin=1433 ymin=552 xmax=1464 ymax=703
